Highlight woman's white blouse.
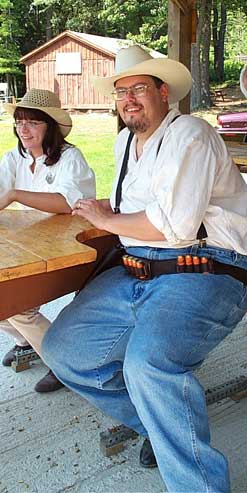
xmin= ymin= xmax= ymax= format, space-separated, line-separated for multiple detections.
xmin=0 ymin=145 xmax=96 ymax=208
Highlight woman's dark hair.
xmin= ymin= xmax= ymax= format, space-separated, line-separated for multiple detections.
xmin=13 ymin=107 xmax=72 ymax=166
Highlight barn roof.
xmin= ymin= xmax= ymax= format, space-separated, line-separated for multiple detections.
xmin=20 ymin=30 xmax=165 ymax=63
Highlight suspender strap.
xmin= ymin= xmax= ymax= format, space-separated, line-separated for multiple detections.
xmin=114 ymin=132 xmax=134 ymax=213
xmin=196 ymin=222 xmax=207 ymax=240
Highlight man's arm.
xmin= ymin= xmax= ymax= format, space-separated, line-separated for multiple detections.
xmin=72 ymin=199 xmax=165 ymax=241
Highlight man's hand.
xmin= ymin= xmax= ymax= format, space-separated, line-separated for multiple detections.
xmin=72 ymin=198 xmax=165 ymax=241
xmin=72 ymin=199 xmax=114 ymax=230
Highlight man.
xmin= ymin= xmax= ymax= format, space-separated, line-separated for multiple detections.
xmin=42 ymin=45 xmax=247 ymax=492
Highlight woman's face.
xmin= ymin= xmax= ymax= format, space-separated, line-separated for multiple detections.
xmin=15 ymin=119 xmax=47 ymax=157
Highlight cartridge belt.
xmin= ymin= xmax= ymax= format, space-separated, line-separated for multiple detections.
xmin=122 ymin=254 xmax=247 ymax=284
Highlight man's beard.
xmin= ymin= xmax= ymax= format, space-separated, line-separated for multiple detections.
xmin=125 ymin=117 xmax=151 ymax=134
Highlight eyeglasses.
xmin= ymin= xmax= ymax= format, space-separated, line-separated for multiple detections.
xmin=111 ymin=83 xmax=150 ymax=101
xmin=14 ymin=121 xmax=45 ymax=129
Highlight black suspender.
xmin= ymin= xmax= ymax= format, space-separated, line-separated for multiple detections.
xmin=114 ymin=131 xmax=134 ymax=214
xmin=114 ymin=117 xmax=207 ymax=242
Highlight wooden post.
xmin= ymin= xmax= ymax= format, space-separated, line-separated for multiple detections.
xmin=168 ymin=0 xmax=195 ymax=114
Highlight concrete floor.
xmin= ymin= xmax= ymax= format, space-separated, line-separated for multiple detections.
xmin=1 ymin=295 xmax=247 ymax=493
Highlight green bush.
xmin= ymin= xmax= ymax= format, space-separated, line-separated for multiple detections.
xmin=209 ymin=60 xmax=244 ymax=85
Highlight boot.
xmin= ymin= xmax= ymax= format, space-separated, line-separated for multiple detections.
xmin=34 ymin=370 xmax=64 ymax=393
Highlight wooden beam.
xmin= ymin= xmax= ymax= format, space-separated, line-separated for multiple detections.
xmin=168 ymin=0 xmax=195 ymax=114
xmin=171 ymin=0 xmax=188 ymax=15
xmin=171 ymin=0 xmax=195 ymax=13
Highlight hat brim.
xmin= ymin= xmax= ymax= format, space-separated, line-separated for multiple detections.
xmin=3 ymin=102 xmax=72 ymax=138
xmin=92 ymin=57 xmax=192 ymax=104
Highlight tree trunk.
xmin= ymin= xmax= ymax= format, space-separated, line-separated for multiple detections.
xmin=200 ymin=0 xmax=212 ymax=107
xmin=191 ymin=0 xmax=213 ymax=109
xmin=191 ymin=5 xmax=202 ymax=110
xmin=212 ymin=0 xmax=226 ymax=82
xmin=46 ymin=6 xmax=52 ymax=41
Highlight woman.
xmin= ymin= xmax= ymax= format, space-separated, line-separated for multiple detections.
xmin=0 ymin=88 xmax=96 ymax=392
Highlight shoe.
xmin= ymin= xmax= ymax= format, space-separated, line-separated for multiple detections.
xmin=139 ymin=438 xmax=158 ymax=468
xmin=2 ymin=344 xmax=33 ymax=366
xmin=34 ymin=370 xmax=64 ymax=393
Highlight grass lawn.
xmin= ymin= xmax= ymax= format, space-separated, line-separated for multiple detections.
xmin=0 ymin=113 xmax=118 ymax=199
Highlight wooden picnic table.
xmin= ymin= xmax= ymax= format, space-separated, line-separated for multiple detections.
xmin=225 ymin=141 xmax=247 ymax=173
xmin=0 ymin=209 xmax=115 ymax=320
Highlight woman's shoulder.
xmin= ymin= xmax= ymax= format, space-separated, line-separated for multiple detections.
xmin=1 ymin=146 xmax=22 ymax=164
xmin=61 ymin=144 xmax=83 ymax=158
xmin=59 ymin=144 xmax=89 ymax=168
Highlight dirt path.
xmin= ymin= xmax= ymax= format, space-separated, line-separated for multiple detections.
xmin=193 ymin=85 xmax=247 ymax=126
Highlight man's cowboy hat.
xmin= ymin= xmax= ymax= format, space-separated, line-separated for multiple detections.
xmin=93 ymin=45 xmax=192 ymax=104
xmin=4 ymin=89 xmax=72 ymax=137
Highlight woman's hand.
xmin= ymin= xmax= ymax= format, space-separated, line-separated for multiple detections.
xmin=72 ymin=198 xmax=113 ymax=230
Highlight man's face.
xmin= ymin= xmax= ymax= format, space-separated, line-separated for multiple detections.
xmin=115 ymin=75 xmax=169 ymax=137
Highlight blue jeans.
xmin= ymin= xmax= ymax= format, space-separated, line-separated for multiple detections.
xmin=42 ymin=245 xmax=247 ymax=492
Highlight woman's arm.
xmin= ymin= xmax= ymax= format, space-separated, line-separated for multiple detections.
xmin=0 ymin=190 xmax=71 ymax=213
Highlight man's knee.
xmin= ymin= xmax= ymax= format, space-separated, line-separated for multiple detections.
xmin=123 ymin=349 xmax=151 ymax=387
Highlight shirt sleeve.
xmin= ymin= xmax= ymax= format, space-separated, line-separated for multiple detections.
xmin=145 ymin=118 xmax=227 ymax=243
xmin=51 ymin=146 xmax=96 ymax=208
xmin=0 ymin=150 xmax=17 ymax=195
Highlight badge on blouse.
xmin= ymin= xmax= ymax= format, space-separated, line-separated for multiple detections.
xmin=45 ymin=172 xmax=55 ymax=184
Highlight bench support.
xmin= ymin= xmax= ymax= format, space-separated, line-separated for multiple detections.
xmin=100 ymin=375 xmax=247 ymax=456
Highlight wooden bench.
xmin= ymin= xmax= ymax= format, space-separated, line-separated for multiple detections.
xmin=210 ymin=89 xmax=226 ymax=102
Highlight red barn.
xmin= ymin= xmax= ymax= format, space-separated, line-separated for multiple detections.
xmin=20 ymin=31 xmax=164 ymax=111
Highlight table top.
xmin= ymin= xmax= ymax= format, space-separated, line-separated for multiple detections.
xmin=225 ymin=141 xmax=247 ymax=172
xmin=0 ymin=210 xmax=104 ymax=283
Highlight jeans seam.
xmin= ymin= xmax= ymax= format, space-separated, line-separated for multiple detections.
xmin=184 ymin=376 xmax=210 ymax=493
xmin=97 ymin=324 xmax=133 ymax=369
xmin=95 ymin=324 xmax=134 ymax=390
xmin=91 ymin=370 xmax=129 ymax=394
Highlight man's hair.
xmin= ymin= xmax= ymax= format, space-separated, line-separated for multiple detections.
xmin=152 ymin=76 xmax=165 ymax=89
xmin=114 ymin=75 xmax=165 ymax=89
xmin=14 ymin=107 xmax=72 ymax=166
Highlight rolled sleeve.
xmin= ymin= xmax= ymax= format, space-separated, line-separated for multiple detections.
xmin=51 ymin=147 xmax=96 ymax=208
xmin=145 ymin=201 xmax=180 ymax=243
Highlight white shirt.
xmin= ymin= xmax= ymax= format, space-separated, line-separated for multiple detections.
xmin=110 ymin=109 xmax=247 ymax=254
xmin=0 ymin=145 xmax=96 ymax=209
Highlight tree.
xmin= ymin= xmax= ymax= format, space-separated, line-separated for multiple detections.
xmin=212 ymin=0 xmax=226 ymax=83
xmin=191 ymin=0 xmax=212 ymax=109
xmin=0 ymin=0 xmax=24 ymax=95
xmin=99 ymin=0 xmax=168 ymax=52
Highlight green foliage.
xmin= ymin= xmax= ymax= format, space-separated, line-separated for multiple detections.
xmin=209 ymin=59 xmax=244 ymax=84
xmin=223 ymin=60 xmax=245 ymax=83
xmin=100 ymin=0 xmax=168 ymax=51
xmin=224 ymin=10 xmax=247 ymax=58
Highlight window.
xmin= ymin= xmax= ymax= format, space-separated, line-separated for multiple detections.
xmin=55 ymin=52 xmax=81 ymax=75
